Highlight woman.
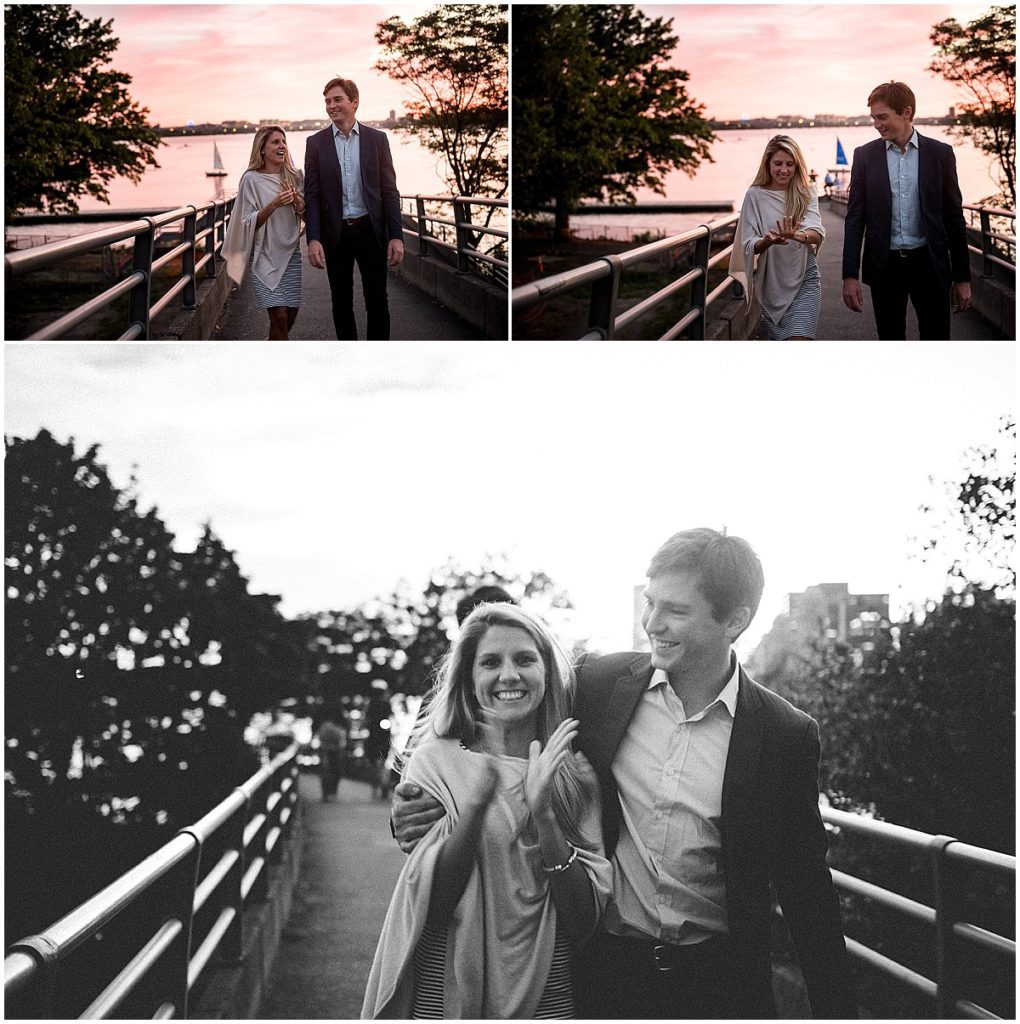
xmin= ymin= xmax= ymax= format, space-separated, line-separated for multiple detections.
xmin=730 ymin=135 xmax=825 ymax=339
xmin=222 ymin=125 xmax=304 ymax=339
xmin=362 ymin=603 xmax=610 ymax=1019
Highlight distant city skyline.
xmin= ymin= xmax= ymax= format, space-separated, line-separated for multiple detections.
xmin=642 ymin=4 xmax=983 ymax=122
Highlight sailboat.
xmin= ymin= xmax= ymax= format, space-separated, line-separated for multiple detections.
xmin=827 ymin=136 xmax=851 ymax=187
xmin=206 ymin=141 xmax=228 ymax=178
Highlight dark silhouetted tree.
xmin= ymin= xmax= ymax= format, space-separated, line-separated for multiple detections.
xmin=929 ymin=5 xmax=1015 ymax=206
xmin=4 ymin=4 xmax=161 ymax=219
xmin=513 ymin=4 xmax=715 ymax=238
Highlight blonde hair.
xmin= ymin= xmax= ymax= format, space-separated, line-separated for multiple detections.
xmin=751 ymin=134 xmax=813 ymax=226
xmin=246 ymin=125 xmax=302 ymax=193
xmin=409 ymin=603 xmax=600 ymax=850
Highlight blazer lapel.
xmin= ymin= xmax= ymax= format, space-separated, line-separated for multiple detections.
xmin=721 ymin=668 xmax=765 ymax=838
xmin=586 ymin=661 xmax=650 ymax=775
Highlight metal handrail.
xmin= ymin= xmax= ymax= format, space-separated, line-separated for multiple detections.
xmin=400 ymin=193 xmax=508 ymax=284
xmin=5 ymin=199 xmax=235 ymax=341
xmin=511 ymin=212 xmax=741 ymax=339
xmin=816 ymin=806 xmax=1015 ymax=1019
xmin=962 ymin=203 xmax=1016 ymax=276
xmin=4 ymin=743 xmax=300 ymax=1019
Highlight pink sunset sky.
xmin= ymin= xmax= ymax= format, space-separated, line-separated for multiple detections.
xmin=645 ymin=4 xmax=989 ymax=120
xmin=74 ymin=4 xmax=436 ymax=125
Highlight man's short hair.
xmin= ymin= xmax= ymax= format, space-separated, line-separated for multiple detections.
xmin=323 ymin=76 xmax=359 ymax=103
xmin=647 ymin=528 xmax=764 ymax=630
xmin=455 ymin=585 xmax=515 ymax=625
xmin=867 ymin=81 xmax=915 ymax=117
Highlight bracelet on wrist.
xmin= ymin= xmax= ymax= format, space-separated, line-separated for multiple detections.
xmin=542 ymin=844 xmax=579 ymax=874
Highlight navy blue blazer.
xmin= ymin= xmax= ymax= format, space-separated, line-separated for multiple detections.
xmin=573 ymin=651 xmax=855 ymax=1019
xmin=303 ymin=123 xmax=404 ymax=252
xmin=841 ymin=132 xmax=970 ymax=292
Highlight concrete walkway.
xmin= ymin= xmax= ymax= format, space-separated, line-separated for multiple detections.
xmin=213 ymin=238 xmax=480 ymax=341
xmin=258 ymin=773 xmax=406 ymax=1019
xmin=809 ymin=204 xmax=1008 ymax=341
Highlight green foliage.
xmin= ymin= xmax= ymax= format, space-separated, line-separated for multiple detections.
xmin=374 ymin=4 xmax=508 ymax=199
xmin=929 ymin=5 xmax=1016 ymax=206
xmin=513 ymin=4 xmax=715 ymax=236
xmin=4 ymin=4 xmax=161 ymax=219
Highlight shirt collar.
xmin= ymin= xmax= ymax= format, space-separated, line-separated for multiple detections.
xmin=648 ymin=652 xmax=741 ymax=718
xmin=886 ymin=128 xmax=918 ymax=153
xmin=333 ymin=120 xmax=360 ymax=140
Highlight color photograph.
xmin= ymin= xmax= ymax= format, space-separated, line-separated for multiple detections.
xmin=511 ymin=3 xmax=1015 ymax=340
xmin=5 ymin=3 xmax=509 ymax=340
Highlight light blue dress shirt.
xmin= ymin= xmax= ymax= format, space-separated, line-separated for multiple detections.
xmin=886 ymin=129 xmax=926 ymax=250
xmin=333 ymin=121 xmax=367 ymax=219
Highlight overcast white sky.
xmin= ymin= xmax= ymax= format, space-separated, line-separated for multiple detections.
xmin=4 ymin=341 xmax=1013 ymax=656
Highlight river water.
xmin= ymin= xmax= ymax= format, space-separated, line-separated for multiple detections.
xmin=569 ymin=125 xmax=1003 ymax=240
xmin=9 ymin=129 xmax=475 ymax=246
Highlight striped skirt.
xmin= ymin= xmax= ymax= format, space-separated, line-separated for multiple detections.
xmin=762 ymin=247 xmax=821 ymax=339
xmin=411 ymin=919 xmax=575 ymax=1018
xmin=250 ymin=247 xmax=302 ymax=309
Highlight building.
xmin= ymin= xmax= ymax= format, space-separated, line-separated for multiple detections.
xmin=750 ymin=583 xmax=892 ymax=676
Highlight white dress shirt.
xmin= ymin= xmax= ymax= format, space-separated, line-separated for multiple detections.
xmin=333 ymin=121 xmax=367 ymax=219
xmin=604 ymin=656 xmax=740 ymax=944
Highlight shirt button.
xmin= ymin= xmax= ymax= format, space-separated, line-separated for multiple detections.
xmin=655 ymin=810 xmax=664 ymax=819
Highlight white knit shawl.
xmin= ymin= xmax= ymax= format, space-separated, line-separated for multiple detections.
xmin=729 ymin=186 xmax=825 ymax=324
xmin=222 ymin=169 xmax=303 ymax=291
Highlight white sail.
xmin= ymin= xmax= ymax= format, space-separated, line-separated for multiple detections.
xmin=212 ymin=142 xmax=224 ymax=170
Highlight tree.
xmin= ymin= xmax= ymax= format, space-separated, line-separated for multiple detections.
xmin=513 ymin=4 xmax=716 ymax=238
xmin=4 ymin=4 xmax=161 ymax=220
xmin=929 ymin=5 xmax=1016 ymax=207
xmin=375 ymin=5 xmax=508 ymax=201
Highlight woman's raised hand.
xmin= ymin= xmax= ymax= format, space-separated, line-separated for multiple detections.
xmin=525 ymin=718 xmax=580 ymax=819
xmin=776 ymin=215 xmax=799 ymax=239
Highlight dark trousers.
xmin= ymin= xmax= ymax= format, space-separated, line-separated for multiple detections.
xmin=572 ymin=930 xmax=775 ymax=1019
xmin=869 ymin=246 xmax=951 ymax=340
xmin=324 ymin=218 xmax=390 ymax=340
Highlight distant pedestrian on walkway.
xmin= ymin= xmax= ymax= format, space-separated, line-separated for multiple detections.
xmin=316 ymin=709 xmax=347 ymax=802
xmin=222 ymin=125 xmax=304 ymax=340
xmin=304 ymin=76 xmax=405 ymax=340
xmin=361 ymin=603 xmax=610 ymax=1018
xmin=730 ymin=135 xmax=825 ymax=339
xmin=842 ymin=81 xmax=971 ymax=339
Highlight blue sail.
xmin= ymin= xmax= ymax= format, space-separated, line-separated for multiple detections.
xmin=835 ymin=137 xmax=848 ymax=166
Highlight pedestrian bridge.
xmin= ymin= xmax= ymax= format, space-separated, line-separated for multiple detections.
xmin=5 ymin=194 xmax=508 ymax=341
xmin=5 ymin=746 xmax=1014 ymax=1019
xmin=512 ymin=200 xmax=1014 ymax=340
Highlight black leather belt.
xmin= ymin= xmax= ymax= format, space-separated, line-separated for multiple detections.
xmin=343 ymin=214 xmax=370 ymax=227
xmin=891 ymin=246 xmax=926 ymax=258
xmin=602 ymin=932 xmax=730 ymax=973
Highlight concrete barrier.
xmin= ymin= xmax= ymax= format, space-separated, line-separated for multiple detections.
xmin=187 ymin=800 xmax=303 ymax=1019
xmin=397 ymin=248 xmax=508 ymax=339
xmin=153 ymin=259 xmax=235 ymax=340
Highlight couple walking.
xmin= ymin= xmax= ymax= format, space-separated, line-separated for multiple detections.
xmin=362 ymin=529 xmax=855 ymax=1019
xmin=222 ymin=76 xmax=403 ymax=340
xmin=731 ymin=81 xmax=972 ymax=340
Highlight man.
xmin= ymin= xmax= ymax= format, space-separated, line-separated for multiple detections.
xmin=304 ymin=76 xmax=404 ymax=340
xmin=841 ymin=81 xmax=971 ymax=339
xmin=393 ymin=529 xmax=855 ymax=1018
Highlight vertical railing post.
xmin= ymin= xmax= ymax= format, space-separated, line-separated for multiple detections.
xmin=182 ymin=206 xmax=197 ymax=309
xmin=688 ymin=227 xmax=711 ymax=340
xmin=202 ymin=204 xmax=216 ymax=279
xmin=167 ymin=837 xmax=201 ymax=1019
xmin=930 ymin=835 xmax=959 ymax=1018
xmin=587 ymin=255 xmax=623 ymax=339
xmin=415 ymin=196 xmax=428 ymax=256
xmin=979 ymin=208 xmax=993 ymax=277
xmin=127 ymin=219 xmax=155 ymax=339
xmin=454 ymin=198 xmax=472 ymax=273
xmin=224 ymin=796 xmax=248 ymax=963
